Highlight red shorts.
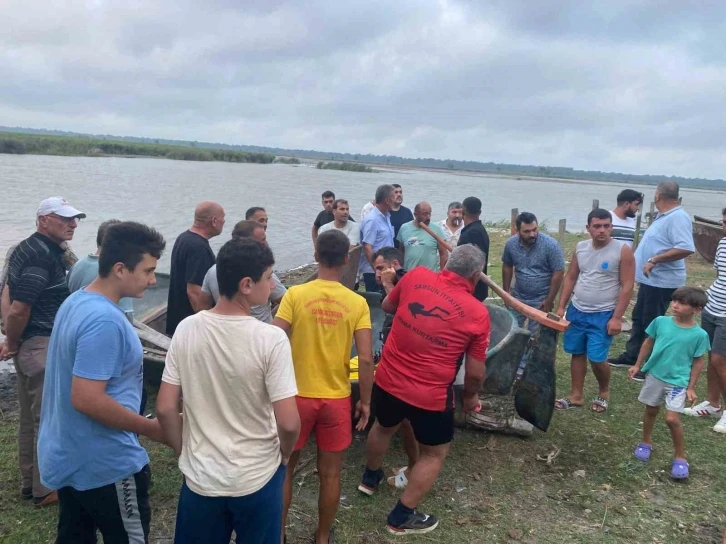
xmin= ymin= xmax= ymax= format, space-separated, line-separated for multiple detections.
xmin=294 ymin=396 xmax=352 ymax=452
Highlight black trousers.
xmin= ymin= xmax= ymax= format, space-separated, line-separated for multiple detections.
xmin=623 ymin=284 xmax=676 ymax=363
xmin=56 ymin=465 xmax=151 ymax=544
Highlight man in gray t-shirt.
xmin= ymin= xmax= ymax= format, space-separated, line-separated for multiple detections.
xmin=555 ymin=209 xmax=635 ymax=414
xmin=200 ymin=219 xmax=287 ymax=322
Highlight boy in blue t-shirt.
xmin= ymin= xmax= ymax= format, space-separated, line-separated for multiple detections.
xmin=628 ymin=287 xmax=710 ymax=480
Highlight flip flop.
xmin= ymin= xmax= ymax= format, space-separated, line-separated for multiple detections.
xmin=591 ymin=397 xmax=609 ymax=413
xmin=555 ymin=398 xmax=580 ymax=410
xmin=671 ymin=459 xmax=689 ymax=480
xmin=633 ymin=443 xmax=652 ymax=462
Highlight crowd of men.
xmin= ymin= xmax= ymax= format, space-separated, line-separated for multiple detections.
xmin=0 ymin=180 xmax=724 ymax=542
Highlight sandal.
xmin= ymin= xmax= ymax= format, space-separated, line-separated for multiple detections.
xmin=555 ymin=398 xmax=580 ymax=410
xmin=671 ymin=459 xmax=689 ymax=480
xmin=387 ymin=467 xmax=409 ymax=489
xmin=633 ymin=443 xmax=652 ymax=462
xmin=591 ymin=397 xmax=609 ymax=413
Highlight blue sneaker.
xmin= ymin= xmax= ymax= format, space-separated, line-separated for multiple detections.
xmin=357 ymin=468 xmax=384 ymax=496
xmin=387 ymin=511 xmax=439 ymax=535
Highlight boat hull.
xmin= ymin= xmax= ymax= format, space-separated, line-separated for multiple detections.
xmin=693 ymin=215 xmax=723 ymax=264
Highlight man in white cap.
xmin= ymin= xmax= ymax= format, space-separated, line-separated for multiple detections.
xmin=0 ymin=197 xmax=85 ymax=507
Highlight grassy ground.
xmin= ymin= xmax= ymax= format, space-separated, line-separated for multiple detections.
xmin=1 ymin=231 xmax=725 ymax=543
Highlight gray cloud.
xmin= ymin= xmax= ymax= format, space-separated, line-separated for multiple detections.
xmin=1 ymin=0 xmax=725 ymax=178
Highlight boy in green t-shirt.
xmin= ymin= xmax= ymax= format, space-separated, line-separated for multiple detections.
xmin=628 ymin=287 xmax=710 ymax=480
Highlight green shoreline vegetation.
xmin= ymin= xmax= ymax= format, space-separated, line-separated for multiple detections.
xmin=316 ymin=161 xmax=373 ymax=173
xmin=0 ymin=132 xmax=275 ymax=164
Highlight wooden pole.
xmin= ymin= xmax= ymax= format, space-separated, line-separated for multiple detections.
xmin=510 ymin=208 xmax=518 ymax=236
xmin=592 ymin=199 xmax=599 ymax=210
xmin=633 ymin=208 xmax=643 ymax=249
xmin=558 ymin=219 xmax=566 ymax=248
xmin=649 ymin=201 xmax=656 ymax=225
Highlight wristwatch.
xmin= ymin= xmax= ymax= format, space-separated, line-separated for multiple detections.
xmin=647 ymin=258 xmax=655 ymax=264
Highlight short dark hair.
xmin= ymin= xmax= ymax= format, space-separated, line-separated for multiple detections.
xmin=232 ymin=220 xmax=264 ymax=239
xmin=462 ymin=196 xmax=481 ymax=215
xmin=316 ymin=230 xmax=350 ymax=267
xmin=333 ymin=199 xmax=349 ymax=210
xmin=448 ymin=201 xmax=463 ymax=211
xmin=392 ymin=184 xmax=402 ymax=190
xmin=587 ymin=208 xmax=612 ymax=225
xmin=722 ymin=207 xmax=726 ymax=216
xmin=616 ymin=189 xmax=643 ymax=206
xmin=96 ymin=219 xmax=121 ymax=247
xmin=671 ymin=286 xmax=708 ymax=309
xmin=322 ymin=190 xmax=335 ymax=200
xmin=216 ymin=238 xmax=275 ymax=299
xmin=245 ymin=206 xmax=265 ymax=220
xmin=98 ymin=222 xmax=166 ymax=277
xmin=373 ymin=246 xmax=401 ymax=264
xmin=516 ymin=212 xmax=537 ymax=230
xmin=375 ymin=184 xmax=395 ymax=204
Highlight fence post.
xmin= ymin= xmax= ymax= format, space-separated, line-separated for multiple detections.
xmin=648 ymin=201 xmax=656 ymax=225
xmin=510 ymin=208 xmax=518 ymax=236
xmin=558 ymin=218 xmax=567 ymax=248
xmin=592 ymin=199 xmax=599 ymax=210
xmin=633 ymin=208 xmax=643 ymax=249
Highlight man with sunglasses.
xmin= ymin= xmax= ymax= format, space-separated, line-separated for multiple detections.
xmin=0 ymin=197 xmax=85 ymax=507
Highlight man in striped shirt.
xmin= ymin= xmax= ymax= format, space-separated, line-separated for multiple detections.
xmin=610 ymin=189 xmax=643 ymax=247
xmin=685 ymin=207 xmax=726 ymax=433
xmin=0 ymin=197 xmax=85 ymax=507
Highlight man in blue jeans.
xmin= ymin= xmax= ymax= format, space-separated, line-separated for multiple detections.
xmin=156 ymin=238 xmax=300 ymax=544
xmin=359 ymin=184 xmax=396 ymax=291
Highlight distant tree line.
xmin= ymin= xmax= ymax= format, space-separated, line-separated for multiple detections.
xmin=316 ymin=161 xmax=372 ymax=173
xmin=274 ymin=157 xmax=301 ymax=164
xmin=1 ymin=126 xmax=723 ymax=189
xmin=0 ymin=132 xmax=274 ymax=164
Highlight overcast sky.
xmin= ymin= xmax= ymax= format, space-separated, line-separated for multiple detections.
xmin=2 ymin=0 xmax=725 ymax=178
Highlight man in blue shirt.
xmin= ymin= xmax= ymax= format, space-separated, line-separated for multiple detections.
xmin=359 ymin=185 xmax=396 ymax=291
xmin=39 ymin=222 xmax=169 ymax=543
xmin=609 ymin=182 xmax=695 ymax=379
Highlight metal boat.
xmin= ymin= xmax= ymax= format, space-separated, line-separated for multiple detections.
xmin=693 ymin=215 xmax=723 ymax=263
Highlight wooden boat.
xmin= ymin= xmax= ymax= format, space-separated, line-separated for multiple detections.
xmin=693 ymin=215 xmax=723 ymax=263
xmin=137 ymin=247 xmax=555 ymax=431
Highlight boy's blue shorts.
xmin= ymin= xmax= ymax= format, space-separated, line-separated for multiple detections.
xmin=563 ymin=305 xmax=614 ymax=363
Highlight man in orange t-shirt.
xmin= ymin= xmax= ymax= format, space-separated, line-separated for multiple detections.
xmin=274 ymin=230 xmax=374 ymax=544
xmin=358 ymin=245 xmax=490 ymax=536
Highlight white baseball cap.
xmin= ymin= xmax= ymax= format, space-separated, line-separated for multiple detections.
xmin=36 ymin=197 xmax=86 ymax=219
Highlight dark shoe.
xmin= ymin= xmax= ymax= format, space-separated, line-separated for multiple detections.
xmin=387 ymin=511 xmax=439 ymax=535
xmin=33 ymin=491 xmax=58 ymax=507
xmin=632 ymin=372 xmax=646 ymax=383
xmin=21 ymin=487 xmax=33 ymax=500
xmin=608 ymin=355 xmax=634 ymax=368
xmin=357 ymin=467 xmax=384 ymax=496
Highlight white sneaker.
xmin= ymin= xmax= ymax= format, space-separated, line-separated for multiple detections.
xmin=684 ymin=401 xmax=722 ymax=417
xmin=714 ymin=413 xmax=726 ymax=434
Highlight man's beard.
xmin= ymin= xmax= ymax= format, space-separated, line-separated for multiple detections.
xmin=451 ymin=217 xmax=463 ymax=225
xmin=625 ymin=210 xmax=636 ymax=218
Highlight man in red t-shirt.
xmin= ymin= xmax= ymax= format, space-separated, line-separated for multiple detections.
xmin=357 ymin=245 xmax=491 ymax=535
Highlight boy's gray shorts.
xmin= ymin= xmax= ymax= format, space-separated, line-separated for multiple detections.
xmin=638 ymin=373 xmax=686 ymax=412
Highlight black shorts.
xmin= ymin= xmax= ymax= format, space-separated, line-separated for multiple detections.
xmin=373 ymin=384 xmax=454 ymax=446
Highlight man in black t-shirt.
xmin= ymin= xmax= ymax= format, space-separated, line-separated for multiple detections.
xmin=389 ymin=184 xmax=414 ymax=248
xmin=457 ymin=196 xmax=490 ymax=301
xmin=166 ymin=201 xmax=225 ymax=335
xmin=312 ymin=190 xmax=336 ymax=248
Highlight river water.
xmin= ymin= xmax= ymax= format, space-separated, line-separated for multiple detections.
xmin=2 ymin=154 xmax=724 ymax=272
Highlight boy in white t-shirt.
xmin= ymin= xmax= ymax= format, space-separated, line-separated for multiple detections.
xmin=156 ymin=238 xmax=300 ymax=544
xmin=319 ymin=199 xmax=360 ymax=247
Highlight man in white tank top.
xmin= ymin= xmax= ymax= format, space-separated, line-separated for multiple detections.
xmin=554 ymin=209 xmax=635 ymax=414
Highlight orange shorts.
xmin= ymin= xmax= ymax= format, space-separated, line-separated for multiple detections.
xmin=294 ymin=396 xmax=352 ymax=453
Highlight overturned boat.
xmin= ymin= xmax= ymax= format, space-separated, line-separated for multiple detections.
xmin=135 ymin=247 xmax=558 ymax=433
xmin=693 ymin=215 xmax=723 ymax=263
